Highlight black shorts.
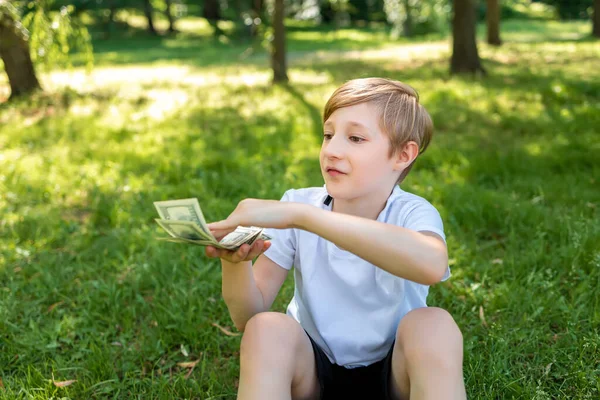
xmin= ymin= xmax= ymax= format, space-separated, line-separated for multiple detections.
xmin=306 ymin=332 xmax=395 ymax=400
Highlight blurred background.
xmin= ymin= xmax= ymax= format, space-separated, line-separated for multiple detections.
xmin=1 ymin=0 xmax=599 ymax=398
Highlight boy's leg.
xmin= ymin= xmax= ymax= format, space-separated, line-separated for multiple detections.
xmin=237 ymin=312 xmax=321 ymax=400
xmin=388 ymin=307 xmax=466 ymax=400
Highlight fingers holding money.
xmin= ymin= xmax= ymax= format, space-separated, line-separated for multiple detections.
xmin=205 ymin=240 xmax=271 ymax=263
xmin=207 ymin=227 xmax=234 ymax=242
xmin=247 ymin=239 xmax=271 ymax=259
xmin=207 ymin=198 xmax=299 ymax=231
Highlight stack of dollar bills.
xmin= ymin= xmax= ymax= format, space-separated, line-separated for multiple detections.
xmin=154 ymin=198 xmax=271 ymax=250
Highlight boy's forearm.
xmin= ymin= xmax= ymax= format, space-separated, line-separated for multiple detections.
xmin=221 ymin=259 xmax=265 ymax=331
xmin=293 ymin=204 xmax=447 ymax=285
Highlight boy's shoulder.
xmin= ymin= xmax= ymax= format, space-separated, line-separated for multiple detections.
xmin=390 ymin=187 xmax=437 ymax=209
xmin=384 ymin=187 xmax=444 ymax=233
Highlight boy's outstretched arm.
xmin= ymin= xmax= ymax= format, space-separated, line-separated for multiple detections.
xmin=297 ymin=207 xmax=448 ymax=285
xmin=208 ymin=199 xmax=448 ymax=285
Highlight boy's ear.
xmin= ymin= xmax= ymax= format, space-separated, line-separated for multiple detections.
xmin=393 ymin=141 xmax=419 ymax=171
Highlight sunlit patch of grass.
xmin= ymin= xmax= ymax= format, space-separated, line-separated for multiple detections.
xmin=498 ymin=19 xmax=593 ymax=42
xmin=288 ymin=27 xmax=391 ymax=47
xmin=122 ymin=13 xmax=236 ymax=36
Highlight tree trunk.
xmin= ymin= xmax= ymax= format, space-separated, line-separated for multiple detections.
xmin=0 ymin=10 xmax=41 ymax=99
xmin=450 ymin=0 xmax=485 ymax=75
xmin=402 ymin=0 xmax=413 ymax=37
xmin=233 ymin=0 xmax=243 ymax=16
xmin=104 ymin=0 xmax=117 ymax=39
xmin=486 ymin=0 xmax=502 ymax=45
xmin=272 ymin=0 xmax=288 ymax=83
xmin=164 ymin=0 xmax=176 ymax=33
xmin=321 ymin=0 xmax=334 ymax=24
xmin=203 ymin=0 xmax=221 ymax=20
xmin=250 ymin=0 xmax=264 ymax=38
xmin=203 ymin=0 xmax=222 ymax=36
xmin=593 ymin=0 xmax=600 ymax=38
xmin=143 ymin=0 xmax=157 ymax=35
xmin=253 ymin=0 xmax=263 ymax=16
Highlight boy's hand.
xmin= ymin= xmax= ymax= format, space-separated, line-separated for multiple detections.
xmin=207 ymin=199 xmax=304 ymax=238
xmin=205 ymin=239 xmax=271 ymax=264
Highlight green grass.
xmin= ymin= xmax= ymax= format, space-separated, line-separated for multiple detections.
xmin=1 ymin=18 xmax=599 ymax=399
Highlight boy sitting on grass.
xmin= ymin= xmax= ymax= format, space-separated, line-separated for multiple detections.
xmin=206 ymin=78 xmax=466 ymax=400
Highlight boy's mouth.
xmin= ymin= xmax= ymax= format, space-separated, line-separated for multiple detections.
xmin=326 ymin=167 xmax=346 ymax=176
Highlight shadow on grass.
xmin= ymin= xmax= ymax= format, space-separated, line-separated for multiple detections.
xmin=281 ymin=83 xmax=324 ymax=140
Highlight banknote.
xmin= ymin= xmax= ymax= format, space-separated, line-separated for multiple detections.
xmin=154 ymin=198 xmax=212 ymax=239
xmin=155 ymin=219 xmax=213 ymax=241
xmin=153 ymin=198 xmax=271 ymax=251
xmin=156 ymin=219 xmax=268 ymax=250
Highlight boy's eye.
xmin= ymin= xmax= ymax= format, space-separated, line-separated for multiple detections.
xmin=349 ymin=136 xmax=364 ymax=143
xmin=323 ymin=133 xmax=333 ymax=140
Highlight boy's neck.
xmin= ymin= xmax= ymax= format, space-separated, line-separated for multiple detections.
xmin=330 ymin=186 xmax=396 ymax=220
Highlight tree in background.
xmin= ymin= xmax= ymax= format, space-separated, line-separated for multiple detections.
xmin=450 ymin=0 xmax=485 ymax=75
xmin=164 ymin=0 xmax=176 ymax=32
xmin=250 ymin=0 xmax=264 ymax=37
xmin=0 ymin=1 xmax=40 ymax=98
xmin=593 ymin=0 xmax=599 ymax=37
xmin=0 ymin=0 xmax=93 ymax=100
xmin=52 ymin=0 xmax=119 ymax=38
xmin=486 ymin=0 xmax=501 ymax=45
xmin=272 ymin=0 xmax=287 ymax=83
xmin=347 ymin=0 xmax=370 ymax=22
xmin=384 ymin=0 xmax=449 ymax=38
xmin=535 ymin=0 xmax=592 ymax=19
xmin=105 ymin=0 xmax=118 ymax=38
xmin=236 ymin=0 xmax=264 ymax=39
xmin=385 ymin=0 xmax=415 ymax=37
xmin=142 ymin=0 xmax=157 ymax=34
xmin=535 ymin=0 xmax=596 ymax=36
xmin=57 ymin=0 xmax=181 ymax=36
xmin=318 ymin=0 xmax=386 ymax=24
xmin=204 ymin=0 xmax=223 ymax=36
xmin=315 ymin=0 xmax=354 ymax=27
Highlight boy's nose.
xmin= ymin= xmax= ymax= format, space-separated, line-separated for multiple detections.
xmin=323 ymin=136 xmax=345 ymax=159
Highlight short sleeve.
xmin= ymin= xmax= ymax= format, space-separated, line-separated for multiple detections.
xmin=403 ymin=202 xmax=446 ymax=243
xmin=262 ymin=190 xmax=297 ymax=270
xmin=402 ymin=201 xmax=451 ymax=281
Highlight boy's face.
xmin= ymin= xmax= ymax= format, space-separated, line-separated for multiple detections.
xmin=320 ymin=102 xmax=409 ymax=201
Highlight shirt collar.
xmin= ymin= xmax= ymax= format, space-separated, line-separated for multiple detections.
xmin=322 ymin=185 xmax=404 ymax=217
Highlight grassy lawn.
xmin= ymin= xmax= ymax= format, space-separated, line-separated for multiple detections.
xmin=1 ymin=17 xmax=599 ymax=399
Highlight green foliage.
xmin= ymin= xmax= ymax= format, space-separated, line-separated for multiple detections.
xmin=477 ymin=0 xmax=540 ymax=21
xmin=535 ymin=0 xmax=593 ymax=19
xmin=0 ymin=2 xmax=26 ymax=51
xmin=0 ymin=0 xmax=23 ymax=25
xmin=1 ymin=18 xmax=599 ymax=399
xmin=384 ymin=0 xmax=450 ymax=37
xmin=10 ymin=0 xmax=94 ymax=72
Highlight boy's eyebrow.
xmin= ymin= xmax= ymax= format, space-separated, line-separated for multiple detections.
xmin=323 ymin=120 xmax=370 ymax=131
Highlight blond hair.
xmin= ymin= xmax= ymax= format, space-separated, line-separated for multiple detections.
xmin=323 ymin=78 xmax=433 ymax=183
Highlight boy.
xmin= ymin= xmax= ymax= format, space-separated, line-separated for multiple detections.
xmin=206 ymin=78 xmax=466 ymax=400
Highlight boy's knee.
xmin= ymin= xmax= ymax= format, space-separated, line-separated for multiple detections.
xmin=244 ymin=311 xmax=293 ymax=334
xmin=241 ymin=312 xmax=299 ymax=353
xmin=397 ymin=307 xmax=463 ymax=369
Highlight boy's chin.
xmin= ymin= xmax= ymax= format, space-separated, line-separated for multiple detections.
xmin=324 ymin=183 xmax=350 ymax=200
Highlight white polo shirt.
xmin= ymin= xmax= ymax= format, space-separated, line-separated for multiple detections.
xmin=263 ymin=185 xmax=450 ymax=368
